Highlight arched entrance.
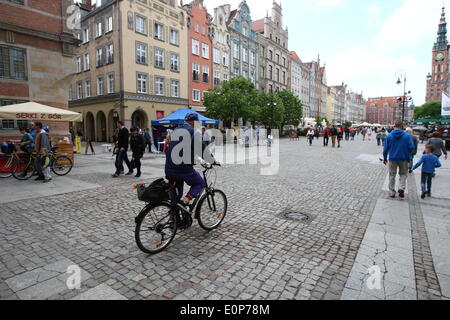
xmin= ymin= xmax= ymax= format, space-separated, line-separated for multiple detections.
xmin=108 ymin=109 xmax=120 ymax=142
xmin=85 ymin=112 xmax=95 ymax=142
xmin=96 ymin=111 xmax=107 ymax=142
xmin=131 ymin=109 xmax=148 ymax=130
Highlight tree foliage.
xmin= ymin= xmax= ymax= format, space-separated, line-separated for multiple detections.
xmin=413 ymin=101 xmax=441 ymax=120
xmin=277 ymin=90 xmax=303 ymax=128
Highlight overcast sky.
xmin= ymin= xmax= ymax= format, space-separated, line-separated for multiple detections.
xmin=85 ymin=0 xmax=447 ymax=105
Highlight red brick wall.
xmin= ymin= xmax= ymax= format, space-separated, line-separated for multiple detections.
xmin=0 ymin=30 xmax=62 ymax=53
xmin=0 ymin=1 xmax=62 ymax=36
xmin=0 ymin=82 xmax=29 ymax=98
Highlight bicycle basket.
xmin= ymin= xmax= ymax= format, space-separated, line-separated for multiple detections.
xmin=137 ymin=178 xmax=171 ymax=203
xmin=1 ymin=142 xmax=14 ymax=154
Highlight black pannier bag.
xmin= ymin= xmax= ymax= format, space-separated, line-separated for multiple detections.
xmin=137 ymin=178 xmax=171 ymax=203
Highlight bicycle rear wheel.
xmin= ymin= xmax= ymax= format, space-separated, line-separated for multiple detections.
xmin=135 ymin=203 xmax=178 ymax=254
xmin=0 ymin=155 xmax=14 ymax=178
xmin=196 ymin=189 xmax=228 ymax=231
xmin=51 ymin=155 xmax=73 ymax=176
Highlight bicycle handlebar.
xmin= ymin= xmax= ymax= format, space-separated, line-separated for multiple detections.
xmin=201 ymin=162 xmax=221 ymax=169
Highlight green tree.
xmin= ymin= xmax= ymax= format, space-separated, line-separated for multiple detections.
xmin=413 ymin=101 xmax=441 ymax=120
xmin=204 ymin=77 xmax=258 ymax=127
xmin=258 ymin=92 xmax=285 ymax=128
xmin=344 ymin=121 xmax=353 ymax=128
xmin=276 ymin=90 xmax=303 ymax=129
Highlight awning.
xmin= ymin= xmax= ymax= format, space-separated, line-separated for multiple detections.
xmin=151 ymin=108 xmax=219 ymax=126
xmin=413 ymin=117 xmax=440 ymax=125
xmin=0 ymin=102 xmax=83 ymax=122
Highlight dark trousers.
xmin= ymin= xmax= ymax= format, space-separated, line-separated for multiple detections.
xmin=323 ymin=136 xmax=329 ymax=146
xmin=308 ymin=136 xmax=313 ymax=146
xmin=131 ymin=153 xmax=143 ymax=174
xmin=167 ymin=170 xmax=205 ymax=204
xmin=421 ymin=172 xmax=433 ymax=194
xmin=377 ymin=138 xmax=381 ymax=146
xmin=115 ymin=149 xmax=131 ymax=174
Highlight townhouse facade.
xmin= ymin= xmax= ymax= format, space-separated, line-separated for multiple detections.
xmin=345 ymin=90 xmax=365 ymax=124
xmin=227 ymin=1 xmax=259 ymax=88
xmin=210 ymin=4 xmax=231 ymax=90
xmin=184 ymin=0 xmax=212 ymax=112
xmin=69 ymin=0 xmax=189 ymax=142
xmin=0 ymin=0 xmax=78 ymax=141
xmin=365 ymin=97 xmax=398 ymax=126
xmin=252 ymin=1 xmax=289 ymax=93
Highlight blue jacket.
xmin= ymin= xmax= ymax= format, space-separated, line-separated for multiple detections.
xmin=165 ymin=124 xmax=214 ymax=177
xmin=413 ymin=154 xmax=442 ymax=174
xmin=383 ymin=130 xmax=415 ymax=162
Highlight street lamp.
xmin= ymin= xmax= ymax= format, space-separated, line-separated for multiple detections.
xmin=395 ymin=70 xmax=412 ymax=123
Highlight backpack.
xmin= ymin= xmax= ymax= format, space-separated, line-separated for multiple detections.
xmin=1 ymin=142 xmax=14 ymax=154
xmin=137 ymin=178 xmax=171 ymax=203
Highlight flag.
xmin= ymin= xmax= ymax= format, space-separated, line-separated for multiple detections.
xmin=442 ymin=92 xmax=450 ymax=116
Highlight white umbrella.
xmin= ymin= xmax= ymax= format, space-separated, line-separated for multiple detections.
xmin=0 ymin=101 xmax=82 ymax=122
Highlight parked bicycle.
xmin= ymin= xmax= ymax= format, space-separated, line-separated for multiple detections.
xmin=0 ymin=143 xmax=22 ymax=179
xmin=134 ymin=163 xmax=227 ymax=255
xmin=13 ymin=147 xmax=73 ymax=180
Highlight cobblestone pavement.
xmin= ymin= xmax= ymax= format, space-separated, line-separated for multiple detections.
xmin=0 ymin=137 xmax=447 ymax=300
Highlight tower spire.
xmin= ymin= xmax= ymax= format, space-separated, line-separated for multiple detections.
xmin=435 ymin=6 xmax=448 ymax=50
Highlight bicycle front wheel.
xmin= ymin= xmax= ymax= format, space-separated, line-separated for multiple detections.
xmin=196 ymin=189 xmax=228 ymax=231
xmin=51 ymin=155 xmax=73 ymax=176
xmin=135 ymin=203 xmax=178 ymax=254
xmin=12 ymin=157 xmax=35 ymax=181
xmin=0 ymin=155 xmax=14 ymax=178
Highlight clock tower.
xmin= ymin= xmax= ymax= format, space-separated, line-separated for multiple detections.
xmin=426 ymin=7 xmax=450 ymax=103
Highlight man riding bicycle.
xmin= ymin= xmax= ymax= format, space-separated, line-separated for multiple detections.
xmin=165 ymin=113 xmax=216 ymax=208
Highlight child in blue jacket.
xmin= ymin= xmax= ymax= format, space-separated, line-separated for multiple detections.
xmin=410 ymin=144 xmax=442 ymax=199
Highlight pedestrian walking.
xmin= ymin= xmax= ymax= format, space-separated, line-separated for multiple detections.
xmin=112 ymin=121 xmax=132 ymax=178
xmin=337 ymin=126 xmax=344 ymax=148
xmin=362 ymin=127 xmax=367 ymax=141
xmin=350 ymin=127 xmax=356 ymax=141
xmin=34 ymin=122 xmax=52 ymax=183
xmin=143 ymin=128 xmax=152 ymax=153
xmin=323 ymin=126 xmax=331 ymax=147
xmin=306 ymin=128 xmax=315 ymax=146
xmin=428 ymin=132 xmax=448 ymax=161
xmin=405 ymin=128 xmax=419 ymax=170
xmin=315 ymin=128 xmax=320 ymax=140
xmin=367 ymin=128 xmax=373 ymax=141
xmin=345 ymin=127 xmax=350 ymax=141
xmin=383 ymin=121 xmax=415 ymax=198
xmin=376 ymin=131 xmax=382 ymax=146
xmin=330 ymin=126 xmax=338 ymax=148
xmin=381 ymin=129 xmax=387 ymax=146
xmin=410 ymin=144 xmax=442 ymax=199
xmin=130 ymin=127 xmax=145 ymax=178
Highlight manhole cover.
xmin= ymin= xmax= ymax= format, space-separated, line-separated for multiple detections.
xmin=282 ymin=210 xmax=313 ymax=223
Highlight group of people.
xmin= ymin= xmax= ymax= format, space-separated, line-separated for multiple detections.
xmin=306 ymin=125 xmax=359 ymax=148
xmin=383 ymin=121 xmax=447 ymax=199
xmin=15 ymin=122 xmax=53 ymax=182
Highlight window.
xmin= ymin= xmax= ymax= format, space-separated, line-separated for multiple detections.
xmin=170 ymin=53 xmax=179 ymax=72
xmin=222 ymin=51 xmax=229 ymax=67
xmin=282 ymin=71 xmax=285 ymax=85
xmin=96 ymin=48 xmax=103 ymax=67
xmin=106 ymin=43 xmax=113 ymax=64
xmin=192 ymin=63 xmax=200 ymax=81
xmin=154 ymin=48 xmax=164 ymax=68
xmin=243 ymin=26 xmax=248 ymax=37
xmin=192 ymin=89 xmax=200 ymax=102
xmin=77 ymin=81 xmax=83 ymax=99
xmin=6 ymin=0 xmax=25 ymax=4
xmin=135 ymin=16 xmax=147 ymax=35
xmin=106 ymin=16 xmax=113 ymax=33
xmin=202 ymin=25 xmax=206 ymax=35
xmin=136 ymin=42 xmax=147 ymax=64
xmin=155 ymin=77 xmax=164 ymax=96
xmin=107 ymin=73 xmax=114 ymax=94
xmin=269 ymin=50 xmax=273 ymax=61
xmin=213 ymin=48 xmax=220 ymax=64
xmin=154 ymin=23 xmax=163 ymax=40
xmin=76 ymin=56 xmax=81 ymax=73
xmin=250 ymin=51 xmax=255 ymax=65
xmin=233 ymin=43 xmax=239 ymax=59
xmin=97 ymin=76 xmax=104 ymax=95
xmin=170 ymin=29 xmax=179 ymax=45
xmin=276 ymin=68 xmax=280 ymax=82
xmin=242 ymin=48 xmax=248 ymax=63
xmin=0 ymin=99 xmax=28 ymax=130
xmin=96 ymin=21 xmax=103 ymax=38
xmin=283 ymin=57 xmax=286 ymax=67
xmin=171 ymin=80 xmax=179 ymax=98
xmin=85 ymin=79 xmax=91 ymax=98
xmin=276 ymin=54 xmax=280 ymax=64
xmin=83 ymin=53 xmax=90 ymax=71
xmin=213 ymin=71 xmax=220 ymax=87
xmin=68 ymin=86 xmax=73 ymax=101
xmin=82 ymin=28 xmax=90 ymax=44
xmin=192 ymin=39 xmax=200 ymax=55
xmin=195 ymin=24 xmax=199 ymax=33
xmin=137 ymin=73 xmax=147 ymax=94
xmin=202 ymin=43 xmax=209 ymax=59
xmin=202 ymin=65 xmax=209 ymax=83
xmin=269 ymin=65 xmax=273 ymax=80
xmin=223 ymin=73 xmax=229 ymax=82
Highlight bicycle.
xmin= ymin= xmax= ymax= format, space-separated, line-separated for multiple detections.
xmin=134 ymin=163 xmax=227 ymax=255
xmin=13 ymin=147 xmax=73 ymax=180
xmin=0 ymin=149 xmax=23 ymax=179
